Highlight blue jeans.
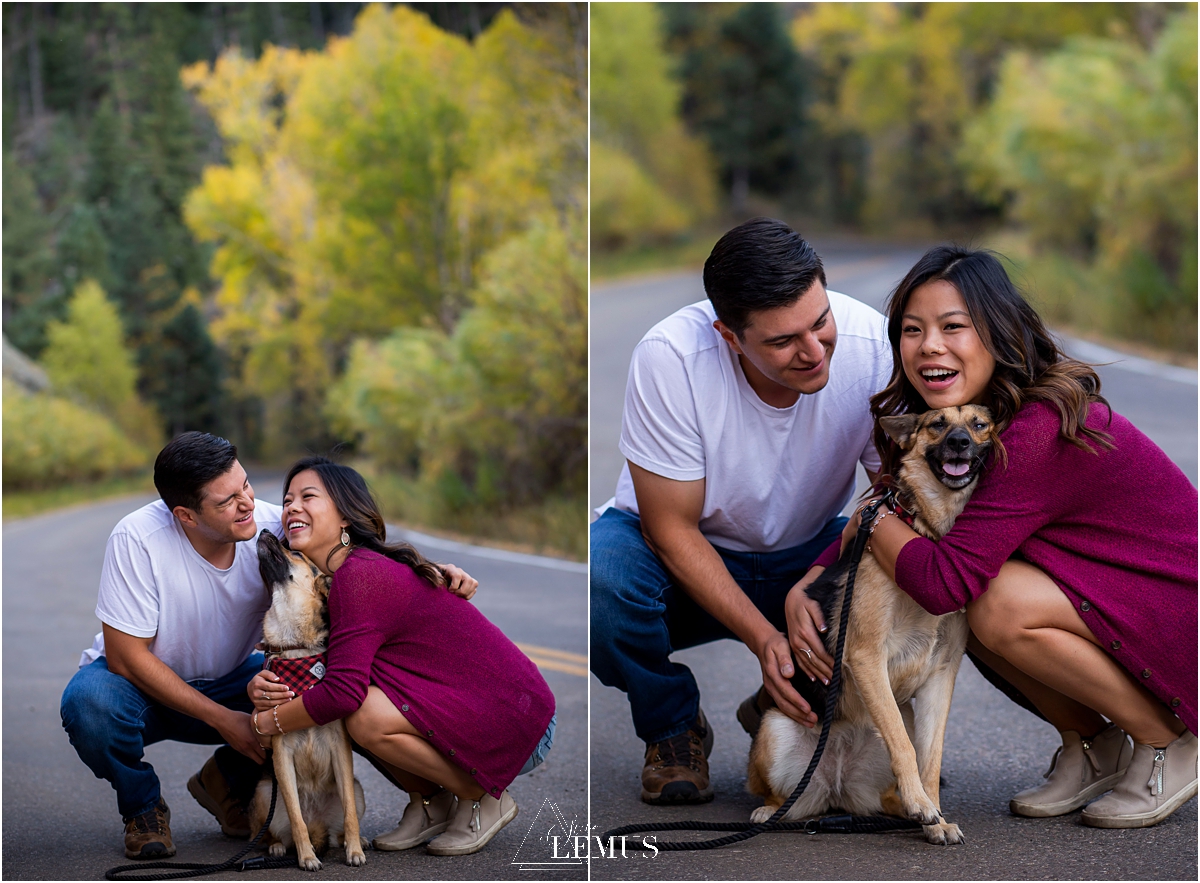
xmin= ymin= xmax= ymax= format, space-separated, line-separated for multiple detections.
xmin=60 ymin=654 xmax=266 ymax=819
xmin=590 ymin=508 xmax=846 ymax=744
xmin=518 ymin=713 xmax=557 ymax=776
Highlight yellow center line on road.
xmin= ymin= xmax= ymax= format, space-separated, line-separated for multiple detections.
xmin=516 ymin=643 xmax=588 ymax=677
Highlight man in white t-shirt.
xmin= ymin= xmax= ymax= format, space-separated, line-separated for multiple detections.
xmin=59 ymin=432 xmax=477 ymax=859
xmin=590 ymin=218 xmax=893 ymax=805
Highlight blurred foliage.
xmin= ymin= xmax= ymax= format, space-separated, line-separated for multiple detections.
xmin=184 ymin=4 xmax=586 ymax=550
xmin=965 ymin=8 xmax=1197 ymax=351
xmin=3 ymin=379 xmax=151 ymax=490
xmin=40 ymin=279 xmax=164 ymax=449
xmin=590 ymin=2 xmax=716 ymax=249
xmin=661 ymin=2 xmax=809 ymax=212
xmin=792 ymin=2 xmax=1172 ymax=230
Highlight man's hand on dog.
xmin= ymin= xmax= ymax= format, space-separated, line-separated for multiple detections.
xmin=442 ymin=563 xmax=478 ymax=600
xmin=219 ymin=708 xmax=268 ymax=762
xmin=754 ymin=631 xmax=819 ymax=728
xmin=785 ymin=570 xmax=834 ymax=684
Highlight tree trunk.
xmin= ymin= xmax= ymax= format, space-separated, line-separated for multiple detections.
xmin=731 ymin=165 xmax=749 ymax=216
xmin=28 ymin=3 xmax=45 ymax=121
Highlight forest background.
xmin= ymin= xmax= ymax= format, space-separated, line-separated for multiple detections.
xmin=592 ymin=1 xmax=1197 ymax=359
xmin=3 ymin=2 xmax=587 ymax=559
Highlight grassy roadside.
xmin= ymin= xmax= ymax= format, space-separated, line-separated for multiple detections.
xmin=590 ymin=228 xmax=722 ymax=283
xmin=2 ymin=474 xmax=156 ymax=521
xmin=358 ymin=463 xmax=587 ymax=562
xmin=3 ymin=471 xmax=588 ymax=562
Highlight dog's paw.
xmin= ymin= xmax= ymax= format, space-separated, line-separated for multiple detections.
xmin=345 ymin=846 xmax=367 ymax=866
xmin=298 ymin=853 xmax=323 ymax=872
xmin=922 ymin=821 xmax=964 ymax=845
xmin=269 ymin=842 xmax=287 ymax=858
xmin=902 ymin=798 xmax=942 ymax=827
xmin=750 ymin=805 xmax=779 ymax=824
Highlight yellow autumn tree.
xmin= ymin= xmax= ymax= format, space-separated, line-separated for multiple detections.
xmin=184 ymin=4 xmax=586 ymax=552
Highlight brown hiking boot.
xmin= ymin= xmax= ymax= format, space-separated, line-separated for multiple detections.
xmin=736 ymin=686 xmax=776 ymax=738
xmin=187 ymin=754 xmax=252 ymax=837
xmin=641 ymin=709 xmax=715 ymax=804
xmin=124 ymin=797 xmax=175 ymax=859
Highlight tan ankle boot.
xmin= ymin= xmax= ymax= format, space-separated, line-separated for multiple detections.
xmin=1010 ymin=725 xmax=1132 ymax=817
xmin=1081 ymin=730 xmax=1198 ymax=828
xmin=426 ymin=790 xmax=519 ymax=856
xmin=373 ymin=789 xmax=456 ymax=850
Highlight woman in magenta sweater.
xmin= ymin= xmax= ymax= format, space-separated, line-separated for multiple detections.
xmin=798 ymin=246 xmax=1196 ymax=829
xmin=248 ymin=457 xmax=555 ymax=856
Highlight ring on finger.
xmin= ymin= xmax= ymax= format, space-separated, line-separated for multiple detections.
xmin=800 ymin=647 xmax=813 ymax=661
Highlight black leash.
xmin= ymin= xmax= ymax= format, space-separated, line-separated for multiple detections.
xmin=105 ymin=771 xmax=296 ymax=880
xmin=600 ymin=499 xmax=921 ymax=851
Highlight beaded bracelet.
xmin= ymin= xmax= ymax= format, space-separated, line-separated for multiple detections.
xmin=865 ymin=508 xmax=892 ymax=553
xmin=271 ymin=704 xmax=286 ymax=735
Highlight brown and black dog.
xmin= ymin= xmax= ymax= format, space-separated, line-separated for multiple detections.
xmin=748 ymin=405 xmax=997 ymax=845
xmin=250 ymin=530 xmax=367 ymax=871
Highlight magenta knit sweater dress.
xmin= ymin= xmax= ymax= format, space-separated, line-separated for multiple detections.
xmin=301 ymin=549 xmax=556 ymax=796
xmin=892 ymin=401 xmax=1197 ymax=734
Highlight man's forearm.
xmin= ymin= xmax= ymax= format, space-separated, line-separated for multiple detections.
xmin=644 ymin=526 xmax=776 ymax=654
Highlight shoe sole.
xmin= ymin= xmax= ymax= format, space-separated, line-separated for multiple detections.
xmin=1080 ymin=779 xmax=1199 ymax=829
xmin=426 ymin=803 xmax=519 ymax=855
xmin=1009 ymin=771 xmax=1128 ymax=818
xmin=641 ymin=782 xmax=715 ymax=805
xmin=187 ymin=774 xmax=250 ymax=838
xmin=373 ymin=821 xmax=451 ymax=851
xmin=126 ymin=842 xmax=176 ymax=860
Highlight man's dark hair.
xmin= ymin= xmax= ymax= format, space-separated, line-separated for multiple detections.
xmin=702 ymin=217 xmax=827 ymax=337
xmin=154 ymin=431 xmax=239 ymax=512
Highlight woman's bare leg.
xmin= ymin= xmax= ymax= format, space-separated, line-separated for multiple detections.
xmin=345 ymin=687 xmax=485 ymax=800
xmin=967 ymin=560 xmax=1185 ymax=747
xmin=361 ymin=752 xmax=439 ymax=795
xmin=966 ymin=633 xmax=1107 ymax=736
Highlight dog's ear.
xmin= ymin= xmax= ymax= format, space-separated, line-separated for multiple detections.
xmin=316 ymin=573 xmax=332 ymax=599
xmin=879 ymin=414 xmax=921 ymax=450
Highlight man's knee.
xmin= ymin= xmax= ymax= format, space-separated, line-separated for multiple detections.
xmin=61 ymin=662 xmax=144 ymax=754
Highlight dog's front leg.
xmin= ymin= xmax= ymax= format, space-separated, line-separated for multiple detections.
xmin=847 ymin=648 xmax=943 ymax=830
xmin=332 ymin=722 xmax=366 ymax=866
xmin=910 ymin=618 xmax=968 ymax=845
xmin=273 ymin=737 xmax=322 ymax=871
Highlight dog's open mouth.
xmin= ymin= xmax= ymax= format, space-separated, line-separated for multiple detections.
xmin=932 ymin=453 xmax=985 ymax=489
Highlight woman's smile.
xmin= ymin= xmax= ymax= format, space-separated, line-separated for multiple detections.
xmin=283 ymin=469 xmax=348 ymax=570
xmin=900 ymin=279 xmax=996 ymax=408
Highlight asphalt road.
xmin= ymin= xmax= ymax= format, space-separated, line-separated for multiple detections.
xmin=2 ymin=472 xmax=587 ymax=881
xmin=588 ymin=239 xmax=1198 ymax=880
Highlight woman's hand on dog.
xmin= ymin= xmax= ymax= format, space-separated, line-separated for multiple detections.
xmin=840 ymin=498 xmax=882 ymax=555
xmin=249 ymin=669 xmax=294 ymax=710
xmin=785 ymin=572 xmax=834 ymax=684
xmin=442 ymin=563 xmax=478 ymax=600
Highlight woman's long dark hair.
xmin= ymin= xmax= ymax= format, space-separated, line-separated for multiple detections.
xmin=283 ymin=456 xmax=446 ymax=585
xmin=871 ymin=246 xmax=1112 ymax=479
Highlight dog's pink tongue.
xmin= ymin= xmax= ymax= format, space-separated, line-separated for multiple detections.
xmin=943 ymin=461 xmax=970 ymax=477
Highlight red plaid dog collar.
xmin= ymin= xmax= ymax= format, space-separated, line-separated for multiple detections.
xmin=265 ymin=653 xmax=327 ymax=694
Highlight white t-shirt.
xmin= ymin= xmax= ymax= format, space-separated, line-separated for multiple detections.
xmin=79 ymin=499 xmax=285 ymax=681
xmin=611 ymin=292 xmax=893 ymax=553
